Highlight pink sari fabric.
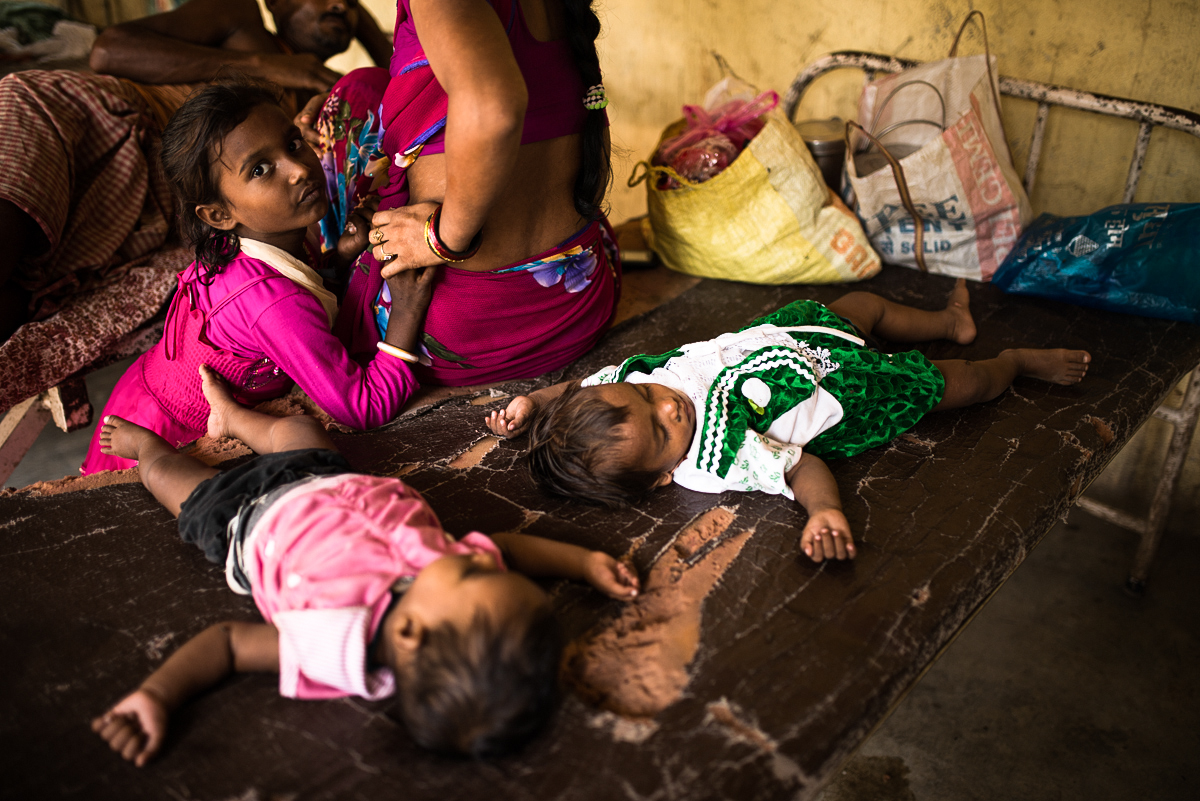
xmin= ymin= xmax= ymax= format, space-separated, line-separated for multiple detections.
xmin=374 ymin=220 xmax=621 ymax=385
xmin=333 ymin=39 xmax=621 ymax=386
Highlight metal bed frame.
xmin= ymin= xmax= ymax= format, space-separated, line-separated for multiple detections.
xmin=783 ymin=51 xmax=1200 ymax=593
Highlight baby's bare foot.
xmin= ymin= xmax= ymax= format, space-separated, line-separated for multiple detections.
xmin=99 ymin=415 xmax=161 ymax=460
xmin=946 ymin=278 xmax=976 ymax=345
xmin=1007 ymin=348 xmax=1092 ymax=385
xmin=199 ymin=364 xmax=237 ymax=439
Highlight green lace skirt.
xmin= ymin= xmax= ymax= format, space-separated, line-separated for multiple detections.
xmin=744 ymin=300 xmax=945 ymax=459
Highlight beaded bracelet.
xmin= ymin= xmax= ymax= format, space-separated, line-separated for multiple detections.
xmin=377 ymin=341 xmax=420 ymax=364
xmin=424 ymin=204 xmax=482 ymax=263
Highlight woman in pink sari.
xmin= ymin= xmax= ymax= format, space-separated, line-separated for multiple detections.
xmin=309 ymin=0 xmax=620 ymax=387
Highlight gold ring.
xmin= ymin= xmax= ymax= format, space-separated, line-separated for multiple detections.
xmin=379 ymin=245 xmax=393 ymax=261
xmin=370 ymin=228 xmax=384 ymax=245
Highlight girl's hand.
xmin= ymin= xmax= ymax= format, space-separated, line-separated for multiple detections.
xmin=294 ymin=92 xmax=328 ymax=149
xmin=369 ymin=202 xmax=444 ymax=278
xmin=91 ymin=688 xmax=169 ymax=767
xmin=582 ymin=552 xmax=640 ymax=601
xmin=800 ymin=508 xmax=856 ymax=562
xmin=384 ymin=265 xmax=437 ymax=316
xmin=336 ymin=212 xmax=372 ymax=266
xmin=485 ymin=395 xmax=536 ymax=438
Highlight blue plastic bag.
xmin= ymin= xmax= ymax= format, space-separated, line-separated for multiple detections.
xmin=991 ymin=203 xmax=1200 ymax=324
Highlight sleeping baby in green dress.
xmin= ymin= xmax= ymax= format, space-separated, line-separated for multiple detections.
xmin=485 ymin=281 xmax=1091 ymax=562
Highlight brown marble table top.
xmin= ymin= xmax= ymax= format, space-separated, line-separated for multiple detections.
xmin=3 ymin=267 xmax=1198 ymax=800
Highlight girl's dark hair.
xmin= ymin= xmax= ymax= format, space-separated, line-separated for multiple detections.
xmin=159 ymin=80 xmax=284 ymax=278
xmin=526 ymin=383 xmax=662 ymax=508
xmin=398 ymin=605 xmax=564 ymax=758
xmin=560 ymin=0 xmax=611 ymax=221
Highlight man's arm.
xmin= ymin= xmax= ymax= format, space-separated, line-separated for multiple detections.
xmin=89 ymin=0 xmax=339 ymax=90
xmin=355 ymin=4 xmax=393 ymax=68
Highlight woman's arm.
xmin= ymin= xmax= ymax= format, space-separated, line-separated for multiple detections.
xmin=369 ymin=0 xmax=527 ymax=272
xmin=786 ymin=454 xmax=856 ymax=562
xmin=92 ymin=621 xmax=278 ymax=766
xmin=491 ymin=532 xmax=639 ymax=601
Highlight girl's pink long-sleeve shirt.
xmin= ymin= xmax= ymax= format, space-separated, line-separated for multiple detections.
xmin=82 ymin=254 xmax=415 ymax=474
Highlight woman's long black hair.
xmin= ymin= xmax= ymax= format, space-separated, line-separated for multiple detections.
xmin=559 ymin=0 xmax=611 ymax=221
xmin=159 ymin=80 xmax=284 ymax=279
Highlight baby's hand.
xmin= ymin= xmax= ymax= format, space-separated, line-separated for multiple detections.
xmin=582 ymin=552 xmax=640 ymax=601
xmin=485 ymin=395 xmax=536 ymax=438
xmin=801 ymin=508 xmax=856 ymax=562
xmin=91 ymin=688 xmax=169 ymax=767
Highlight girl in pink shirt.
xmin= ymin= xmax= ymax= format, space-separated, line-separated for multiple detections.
xmin=82 ymin=81 xmax=435 ymax=474
xmin=91 ymin=365 xmax=639 ymax=762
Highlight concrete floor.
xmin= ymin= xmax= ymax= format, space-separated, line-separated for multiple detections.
xmin=7 ymin=308 xmax=1198 ymax=801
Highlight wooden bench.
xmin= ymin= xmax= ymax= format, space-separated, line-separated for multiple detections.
xmin=3 ymin=265 xmax=1198 ymax=799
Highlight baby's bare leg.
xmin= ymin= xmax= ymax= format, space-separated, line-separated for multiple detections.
xmin=200 ymin=365 xmax=334 ymax=455
xmin=99 ymin=416 xmax=218 ymax=517
xmin=933 ymin=349 xmax=1091 ymax=410
xmin=827 ymin=279 xmax=976 ymax=345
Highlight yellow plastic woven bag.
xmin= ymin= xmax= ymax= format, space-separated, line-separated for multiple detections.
xmin=632 ymin=111 xmax=881 ymax=284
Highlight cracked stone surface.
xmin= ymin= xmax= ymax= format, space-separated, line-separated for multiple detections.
xmin=3 ymin=269 xmax=1199 ymax=800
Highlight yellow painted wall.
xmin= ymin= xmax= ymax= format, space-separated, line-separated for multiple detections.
xmin=213 ymin=1 xmax=1200 ymax=225
xmin=595 ymin=0 xmax=1200 ymax=225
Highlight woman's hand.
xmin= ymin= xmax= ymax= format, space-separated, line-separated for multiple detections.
xmin=91 ymin=688 xmax=169 ymax=767
xmin=294 ymin=92 xmax=328 ymax=148
xmin=581 ymin=552 xmax=640 ymax=601
xmin=369 ymin=201 xmax=444 ymax=278
xmin=485 ymin=395 xmax=537 ymax=438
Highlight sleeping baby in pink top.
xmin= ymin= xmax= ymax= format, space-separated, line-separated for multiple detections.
xmin=91 ymin=365 xmax=639 ymax=762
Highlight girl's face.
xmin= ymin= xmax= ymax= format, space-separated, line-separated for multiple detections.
xmin=201 ymin=103 xmax=328 ymax=249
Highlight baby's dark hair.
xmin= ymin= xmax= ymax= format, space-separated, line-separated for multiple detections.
xmin=159 ymin=79 xmax=284 ymax=278
xmin=397 ymin=604 xmax=563 ymax=758
xmin=526 ymin=382 xmax=662 ymax=508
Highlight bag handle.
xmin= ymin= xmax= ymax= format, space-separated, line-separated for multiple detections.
xmin=845 ymin=120 xmax=928 ymax=272
xmin=948 ymin=10 xmax=1016 ymax=166
xmin=868 ymin=79 xmax=946 ymax=143
xmin=628 ymin=160 xmax=703 ymax=191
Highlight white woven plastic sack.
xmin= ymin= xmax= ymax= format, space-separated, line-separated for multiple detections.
xmin=845 ymin=54 xmax=1032 ymax=281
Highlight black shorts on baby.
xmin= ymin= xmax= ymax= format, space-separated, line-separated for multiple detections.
xmin=177 ymin=448 xmax=354 ymax=565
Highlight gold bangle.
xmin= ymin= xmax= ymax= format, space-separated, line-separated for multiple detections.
xmin=377 ymin=341 xmax=420 ymax=364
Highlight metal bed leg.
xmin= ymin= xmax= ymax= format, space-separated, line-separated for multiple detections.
xmin=1127 ymin=368 xmax=1200 ymax=592
xmin=1077 ymin=368 xmax=1200 ymax=595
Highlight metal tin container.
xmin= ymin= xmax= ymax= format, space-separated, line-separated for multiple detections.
xmin=796 ymin=117 xmax=846 ymax=191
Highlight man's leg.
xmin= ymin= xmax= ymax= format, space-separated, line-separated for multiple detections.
xmin=0 ymin=199 xmax=45 ymax=342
